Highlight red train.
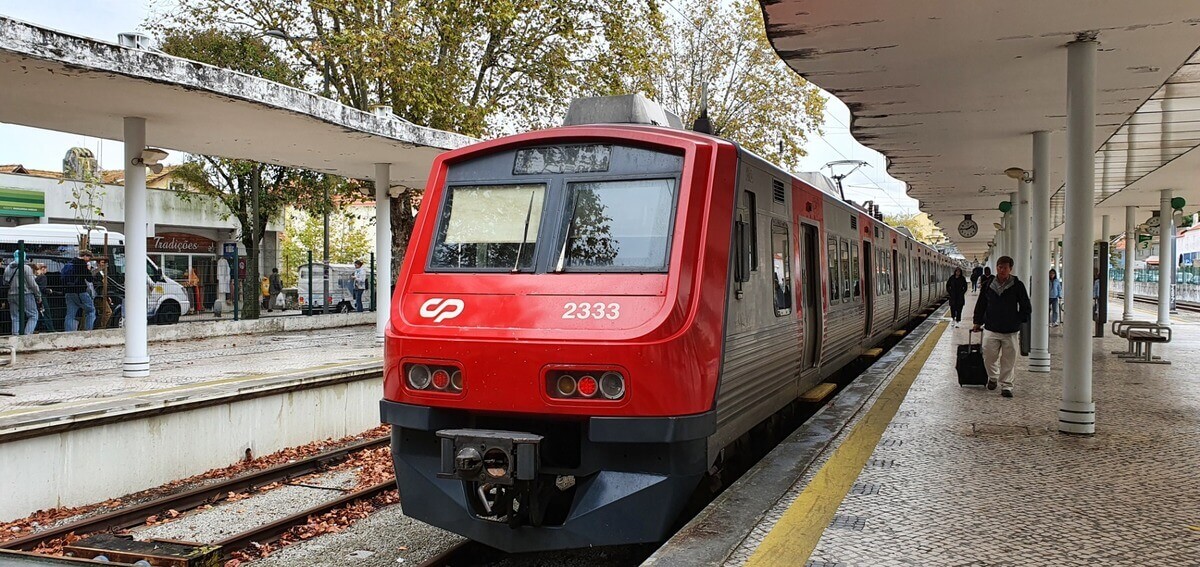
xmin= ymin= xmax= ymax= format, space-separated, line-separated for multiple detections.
xmin=381 ymin=96 xmax=951 ymax=552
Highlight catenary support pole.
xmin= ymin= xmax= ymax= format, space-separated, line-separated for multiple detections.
xmin=1124 ymin=206 xmax=1136 ymax=320
xmin=1060 ymin=38 xmax=1096 ymax=435
xmin=375 ymin=163 xmax=392 ymax=344
xmin=1029 ymin=131 xmax=1051 ymax=373
xmin=1158 ymin=190 xmax=1173 ymax=325
xmin=123 ymin=117 xmax=150 ymax=377
xmin=1017 ymin=178 xmax=1031 ymax=283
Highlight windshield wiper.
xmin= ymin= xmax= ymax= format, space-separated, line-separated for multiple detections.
xmin=512 ymin=191 xmax=536 ymax=273
xmin=555 ymin=193 xmax=581 ymax=273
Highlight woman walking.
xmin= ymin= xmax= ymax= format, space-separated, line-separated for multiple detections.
xmin=947 ymin=266 xmax=969 ymax=327
xmin=1048 ymin=268 xmax=1063 ymax=327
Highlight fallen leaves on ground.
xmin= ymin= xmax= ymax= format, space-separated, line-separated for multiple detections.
xmin=0 ymin=425 xmax=391 ymax=545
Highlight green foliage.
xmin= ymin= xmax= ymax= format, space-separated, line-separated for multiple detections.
xmin=652 ymin=0 xmax=826 ymax=170
xmin=884 ymin=213 xmax=944 ymax=245
xmin=280 ymin=208 xmax=374 ymax=287
xmin=159 ymin=29 xmax=300 ymax=86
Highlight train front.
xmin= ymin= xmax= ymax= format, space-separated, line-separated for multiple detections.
xmin=380 ymin=115 xmax=736 ymax=552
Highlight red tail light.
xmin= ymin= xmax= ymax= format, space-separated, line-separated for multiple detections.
xmin=547 ymin=369 xmax=625 ymax=401
xmin=404 ymin=362 xmax=463 ymax=394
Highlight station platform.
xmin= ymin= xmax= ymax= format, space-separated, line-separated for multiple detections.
xmin=652 ymin=294 xmax=1200 ymax=566
xmin=0 ymin=317 xmax=384 ymax=521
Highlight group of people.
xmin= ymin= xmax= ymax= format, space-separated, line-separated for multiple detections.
xmin=4 ymin=249 xmax=114 ymax=336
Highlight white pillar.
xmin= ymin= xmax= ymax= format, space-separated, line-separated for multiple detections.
xmin=375 ymin=163 xmax=392 ymax=344
xmin=1008 ymin=192 xmax=1018 ymax=262
xmin=1158 ymin=190 xmax=1173 ymax=325
xmin=1060 ymin=39 xmax=1096 ymax=435
xmin=1017 ymin=178 xmax=1031 ymax=283
xmin=1029 ymin=131 xmax=1051 ymax=373
xmin=1124 ymin=206 xmax=1136 ymax=320
xmin=123 ymin=117 xmax=150 ymax=377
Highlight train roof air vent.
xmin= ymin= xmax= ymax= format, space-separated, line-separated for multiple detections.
xmin=772 ymin=179 xmax=786 ymax=203
xmin=563 ymin=94 xmax=683 ymax=129
xmin=850 ymin=216 xmax=858 ymax=230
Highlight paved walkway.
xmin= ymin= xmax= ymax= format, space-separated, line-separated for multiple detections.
xmin=0 ymin=325 xmax=380 ymax=417
xmin=738 ymin=292 xmax=1200 ymax=566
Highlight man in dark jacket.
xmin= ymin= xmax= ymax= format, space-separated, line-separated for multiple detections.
xmin=62 ymin=249 xmax=96 ymax=332
xmin=970 ymin=265 xmax=983 ymax=291
xmin=972 ymin=255 xmax=1031 ymax=397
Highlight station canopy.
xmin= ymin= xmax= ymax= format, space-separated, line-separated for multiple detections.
xmin=0 ymin=17 xmax=473 ymax=189
xmin=761 ymin=1 xmax=1200 ymax=259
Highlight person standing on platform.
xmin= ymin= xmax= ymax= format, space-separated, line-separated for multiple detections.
xmin=971 ymin=265 xmax=983 ymax=292
xmin=352 ymin=260 xmax=367 ymax=313
xmin=268 ymin=268 xmax=283 ymax=312
xmin=980 ymin=266 xmax=994 ymax=289
xmin=4 ymin=251 xmax=41 ymax=335
xmin=61 ymin=249 xmax=95 ymax=332
xmin=972 ymin=256 xmax=1031 ymax=398
xmin=1048 ymin=268 xmax=1063 ymax=327
xmin=947 ymin=267 xmax=968 ymax=326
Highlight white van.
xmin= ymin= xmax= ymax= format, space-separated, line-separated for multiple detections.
xmin=296 ymin=262 xmax=371 ymax=313
xmin=0 ymin=224 xmax=191 ymax=325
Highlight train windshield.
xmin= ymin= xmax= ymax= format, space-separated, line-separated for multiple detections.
xmin=557 ymin=179 xmax=675 ymax=272
xmin=430 ymin=183 xmax=547 ymax=271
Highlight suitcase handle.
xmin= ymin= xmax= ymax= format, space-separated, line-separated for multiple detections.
xmin=967 ymin=327 xmax=983 ymax=346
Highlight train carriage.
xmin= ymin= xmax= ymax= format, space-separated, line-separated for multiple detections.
xmin=380 ymin=95 xmax=951 ymax=552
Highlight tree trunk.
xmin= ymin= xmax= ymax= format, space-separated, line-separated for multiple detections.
xmin=241 ymin=167 xmax=263 ymax=319
xmin=389 ymin=189 xmax=419 ymax=279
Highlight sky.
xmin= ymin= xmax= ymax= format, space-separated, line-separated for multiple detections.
xmin=0 ymin=0 xmax=919 ymax=215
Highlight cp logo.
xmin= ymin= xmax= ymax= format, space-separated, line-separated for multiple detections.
xmin=419 ymin=298 xmax=464 ymax=323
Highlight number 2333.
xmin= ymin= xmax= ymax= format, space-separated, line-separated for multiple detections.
xmin=562 ymin=302 xmax=620 ymax=320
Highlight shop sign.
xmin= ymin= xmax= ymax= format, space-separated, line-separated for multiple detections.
xmin=0 ymin=187 xmax=44 ymax=218
xmin=148 ymin=232 xmax=216 ymax=254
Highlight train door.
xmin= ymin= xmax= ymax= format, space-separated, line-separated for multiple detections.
xmin=892 ymin=249 xmax=900 ymax=322
xmin=863 ymin=241 xmax=874 ymax=337
xmin=801 ymin=223 xmax=821 ymax=370
xmin=917 ymin=257 xmax=924 ymax=307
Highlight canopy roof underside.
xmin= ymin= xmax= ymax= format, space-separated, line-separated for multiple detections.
xmin=762 ymin=0 xmax=1200 ymax=259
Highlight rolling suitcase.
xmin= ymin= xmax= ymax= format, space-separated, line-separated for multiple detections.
xmin=956 ymin=329 xmax=988 ymax=386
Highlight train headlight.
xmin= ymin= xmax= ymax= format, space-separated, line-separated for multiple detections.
xmin=407 ymin=364 xmax=432 ymax=390
xmin=599 ymin=372 xmax=625 ymax=400
xmin=556 ymin=374 xmax=577 ymax=397
xmin=450 ymin=370 xmax=464 ymax=392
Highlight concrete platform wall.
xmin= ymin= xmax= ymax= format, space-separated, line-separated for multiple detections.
xmin=5 ymin=312 xmax=374 ymax=354
xmin=0 ymin=376 xmax=382 ymax=520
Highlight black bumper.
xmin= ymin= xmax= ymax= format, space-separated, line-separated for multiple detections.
xmin=380 ymin=400 xmax=714 ymax=552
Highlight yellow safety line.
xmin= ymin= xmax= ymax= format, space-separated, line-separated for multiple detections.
xmin=745 ymin=322 xmax=947 ymax=567
xmin=0 ymin=357 xmax=382 ymax=419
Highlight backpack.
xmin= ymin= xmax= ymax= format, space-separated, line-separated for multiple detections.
xmin=60 ymin=261 xmax=84 ymax=288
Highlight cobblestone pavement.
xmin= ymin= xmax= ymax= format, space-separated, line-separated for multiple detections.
xmin=733 ymin=296 xmax=1200 ymax=566
xmin=0 ymin=325 xmax=380 ymax=415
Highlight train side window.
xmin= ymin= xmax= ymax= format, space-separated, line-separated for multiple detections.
xmin=839 ymin=239 xmax=851 ymax=302
xmin=745 ymin=191 xmax=758 ymax=271
xmin=771 ymin=221 xmax=792 ymax=316
xmin=827 ymin=237 xmax=840 ymax=303
xmin=851 ymin=243 xmax=861 ymax=300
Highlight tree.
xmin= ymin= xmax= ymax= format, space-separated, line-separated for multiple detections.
xmin=651 ymin=0 xmax=826 ymax=170
xmin=884 ymin=213 xmax=944 ymax=245
xmin=151 ymin=0 xmax=665 ymax=270
xmin=61 ymin=147 xmax=105 ymax=248
xmin=159 ymin=29 xmax=364 ymax=318
xmin=281 ymin=208 xmax=373 ymax=287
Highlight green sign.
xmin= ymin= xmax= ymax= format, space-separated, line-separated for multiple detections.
xmin=0 ymin=188 xmax=44 ymax=218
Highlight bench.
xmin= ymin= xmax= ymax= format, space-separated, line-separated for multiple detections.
xmin=1110 ymin=320 xmax=1160 ymax=357
xmin=1113 ymin=322 xmax=1172 ymax=364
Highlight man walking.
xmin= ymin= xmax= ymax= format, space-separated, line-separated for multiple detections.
xmin=352 ymin=260 xmax=367 ymax=313
xmin=970 ymin=265 xmax=983 ymax=292
xmin=62 ymin=250 xmax=96 ymax=331
xmin=5 ymin=251 xmax=41 ymax=335
xmin=972 ymin=256 xmax=1031 ymax=398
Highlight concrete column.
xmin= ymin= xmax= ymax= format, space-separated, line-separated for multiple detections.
xmin=123 ymin=117 xmax=150 ymax=377
xmin=375 ymin=163 xmax=392 ymax=344
xmin=1060 ymin=39 xmax=1096 ymax=435
xmin=1008 ymin=192 xmax=1019 ymax=262
xmin=1029 ymin=131 xmax=1051 ymax=373
xmin=1158 ymin=190 xmax=1173 ymax=325
xmin=1124 ymin=206 xmax=1136 ymax=320
xmin=1017 ymin=178 xmax=1031 ymax=283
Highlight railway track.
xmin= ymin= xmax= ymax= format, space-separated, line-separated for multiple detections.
xmin=1 ymin=436 xmax=393 ymax=562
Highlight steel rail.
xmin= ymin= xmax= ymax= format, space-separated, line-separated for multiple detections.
xmin=213 ymin=479 xmax=395 ymax=559
xmin=1 ymin=436 xmax=389 ymax=551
